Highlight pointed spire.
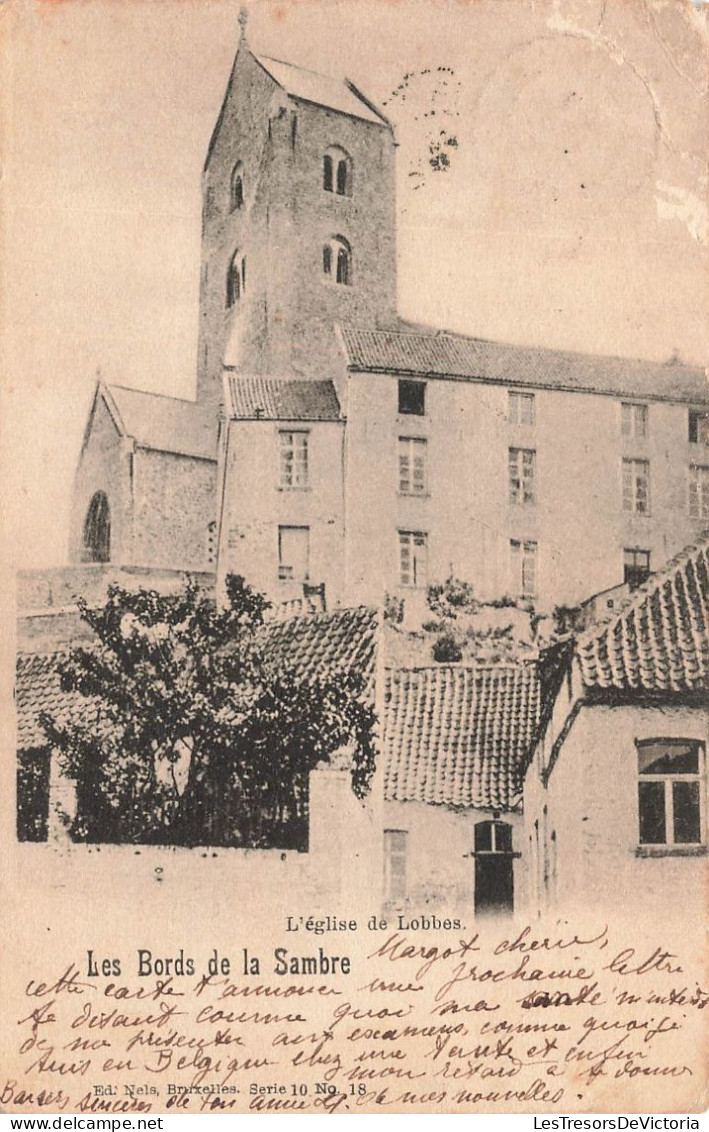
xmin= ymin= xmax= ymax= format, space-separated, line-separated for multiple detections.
xmin=238 ymin=6 xmax=249 ymax=43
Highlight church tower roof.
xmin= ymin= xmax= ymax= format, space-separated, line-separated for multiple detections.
xmin=253 ymin=54 xmax=390 ymax=127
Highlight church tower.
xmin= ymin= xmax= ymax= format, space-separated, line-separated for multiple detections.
xmin=196 ymin=16 xmax=397 ymax=404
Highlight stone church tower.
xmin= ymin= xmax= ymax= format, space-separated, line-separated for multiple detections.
xmin=196 ymin=18 xmax=398 ymax=404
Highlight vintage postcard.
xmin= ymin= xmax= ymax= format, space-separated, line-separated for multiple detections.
xmin=2 ymin=0 xmax=708 ymax=1118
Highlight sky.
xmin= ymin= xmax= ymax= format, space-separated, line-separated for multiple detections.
xmin=2 ymin=0 xmax=707 ymax=569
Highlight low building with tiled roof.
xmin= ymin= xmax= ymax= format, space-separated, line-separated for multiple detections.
xmin=522 ymin=534 xmax=709 ymax=918
xmin=381 ymin=664 xmax=539 ymax=912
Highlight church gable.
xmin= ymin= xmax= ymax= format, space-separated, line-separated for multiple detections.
xmin=71 ymin=386 xmax=129 ymax=566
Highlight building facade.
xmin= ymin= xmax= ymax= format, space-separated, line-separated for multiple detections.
xmin=68 ymin=25 xmax=708 ymax=617
xmin=522 ymin=536 xmax=709 ymax=916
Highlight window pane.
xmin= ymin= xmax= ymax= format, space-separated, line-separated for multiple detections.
xmin=638 ymin=742 xmax=699 ymax=776
xmin=689 ymin=411 xmax=709 ymax=445
xmin=673 ymin=780 xmax=701 ymax=844
xmin=508 ymin=392 xmax=534 ymax=425
xmin=336 ymin=247 xmax=349 ymax=285
xmin=494 ymin=822 xmax=513 ymax=852
xmin=279 ymin=527 xmax=309 ymax=581
xmin=385 ymin=831 xmax=407 ymax=899
xmin=323 ymin=154 xmax=333 ymax=192
xmin=399 ymin=380 xmax=426 ymax=416
xmin=638 ymin=781 xmax=666 ymax=844
xmin=475 ymin=822 xmax=493 ymax=851
xmin=689 ymin=466 xmax=709 ymax=520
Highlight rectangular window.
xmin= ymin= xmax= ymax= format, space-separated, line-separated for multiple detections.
xmin=621 ymin=402 xmax=648 ymax=439
xmin=623 ymin=548 xmax=651 ymax=589
xmin=398 ymin=379 xmax=426 ymax=416
xmin=399 ymin=530 xmax=428 ymax=587
xmin=509 ymin=447 xmax=536 ymax=506
xmin=689 ymin=410 xmax=709 ymax=445
xmin=622 ymin=458 xmax=650 ymax=514
xmin=689 ymin=465 xmax=709 ymax=520
xmin=637 ymin=740 xmax=703 ymax=847
xmin=279 ymin=431 xmax=309 ymax=489
xmin=510 ymin=539 xmax=537 ymax=599
xmin=398 ymin=437 xmax=427 ymax=495
xmin=508 ymin=391 xmax=535 ymax=425
xmin=384 ymin=830 xmax=407 ymax=901
xmin=278 ymin=525 xmax=309 ymax=582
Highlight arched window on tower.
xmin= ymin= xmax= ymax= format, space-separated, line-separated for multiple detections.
xmin=83 ymin=492 xmax=111 ymax=563
xmin=322 ymin=236 xmax=351 ymax=286
xmin=227 ymin=250 xmax=246 ymax=307
xmin=230 ymin=162 xmax=244 ymax=211
xmin=323 ymin=147 xmax=352 ymax=196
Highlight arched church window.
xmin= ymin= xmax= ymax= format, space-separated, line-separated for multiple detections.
xmin=227 ymin=250 xmax=246 ymax=307
xmin=83 ymin=492 xmax=111 ymax=563
xmin=323 ymin=147 xmax=352 ymax=196
xmin=230 ymin=162 xmax=244 ymax=210
xmin=322 ymin=236 xmax=351 ymax=286
xmin=323 ymin=154 xmax=333 ymax=193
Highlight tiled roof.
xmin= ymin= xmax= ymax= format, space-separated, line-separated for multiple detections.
xmin=106 ymin=385 xmax=218 ymax=460
xmin=339 ymin=326 xmax=708 ymax=404
xmin=225 ymin=375 xmax=342 ymax=421
xmin=383 ymin=665 xmax=540 ymax=810
xmin=577 ymin=535 xmax=709 ymax=694
xmin=261 ymin=606 xmax=379 ymax=686
xmin=15 ymin=652 xmax=103 ymax=751
xmin=256 ymin=55 xmax=389 ymax=127
xmin=16 ymin=606 xmax=380 ymax=752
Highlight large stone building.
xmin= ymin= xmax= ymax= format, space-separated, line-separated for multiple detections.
xmin=16 ymin=22 xmax=708 ymax=917
xmin=70 ymin=24 xmax=709 ymax=615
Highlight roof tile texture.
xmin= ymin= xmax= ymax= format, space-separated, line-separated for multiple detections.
xmin=339 ymin=326 xmax=707 ymax=403
xmin=383 ymin=665 xmax=540 ymax=810
xmin=226 ymin=375 xmax=342 ymax=421
xmin=577 ymin=535 xmax=709 ymax=694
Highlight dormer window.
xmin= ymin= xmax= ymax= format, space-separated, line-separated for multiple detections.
xmin=227 ymin=250 xmax=246 ymax=307
xmin=323 ymin=236 xmax=351 ymax=286
xmin=323 ymin=147 xmax=351 ymax=196
xmin=230 ymin=162 xmax=244 ymax=211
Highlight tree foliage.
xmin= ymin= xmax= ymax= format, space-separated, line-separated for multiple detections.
xmin=40 ymin=576 xmax=376 ymax=849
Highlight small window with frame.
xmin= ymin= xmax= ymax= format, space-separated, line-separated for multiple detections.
xmin=384 ymin=829 xmax=407 ymax=901
xmin=398 ymin=379 xmax=426 ymax=416
xmin=637 ymin=739 xmax=704 ymax=848
xmin=688 ymin=410 xmax=709 ymax=446
xmin=508 ymin=391 xmax=535 ymax=426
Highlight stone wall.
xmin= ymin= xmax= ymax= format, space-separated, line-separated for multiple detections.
xmin=132 ymin=449 xmax=217 ymax=572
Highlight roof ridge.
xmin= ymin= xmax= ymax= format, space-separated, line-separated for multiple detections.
xmin=385 ymin=662 xmax=535 ymax=675
xmin=257 ymin=52 xmax=342 ymax=82
xmin=107 ymin=383 xmax=203 ymax=408
xmin=340 ymin=324 xmax=708 ymax=374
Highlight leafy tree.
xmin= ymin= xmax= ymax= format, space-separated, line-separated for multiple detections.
xmin=40 ymin=576 xmax=376 ymax=849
